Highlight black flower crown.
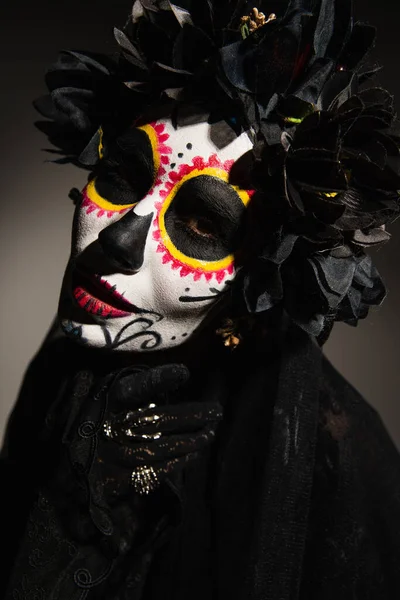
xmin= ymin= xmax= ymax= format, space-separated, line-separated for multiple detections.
xmin=34 ymin=0 xmax=400 ymax=339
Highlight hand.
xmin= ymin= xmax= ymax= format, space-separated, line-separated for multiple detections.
xmin=5 ymin=365 xmax=222 ymax=598
xmin=61 ymin=364 xmax=223 ymax=539
xmin=102 ymin=367 xmax=223 ymax=495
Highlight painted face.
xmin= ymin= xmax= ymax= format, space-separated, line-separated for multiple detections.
xmin=58 ymin=118 xmax=254 ymax=352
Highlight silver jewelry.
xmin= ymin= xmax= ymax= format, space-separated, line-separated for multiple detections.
xmin=131 ymin=465 xmax=159 ymax=495
xmin=103 ymin=420 xmax=113 ymax=438
xmin=124 ymin=429 xmax=162 ymax=440
xmin=103 ymin=404 xmax=162 ymax=441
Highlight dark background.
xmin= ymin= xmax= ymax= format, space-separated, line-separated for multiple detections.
xmin=1 ymin=1 xmax=399 ymax=447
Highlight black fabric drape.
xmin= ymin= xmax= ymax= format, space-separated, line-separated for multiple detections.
xmin=2 ymin=321 xmax=400 ymax=599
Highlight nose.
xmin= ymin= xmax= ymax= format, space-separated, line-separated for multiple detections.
xmin=98 ymin=210 xmax=153 ymax=274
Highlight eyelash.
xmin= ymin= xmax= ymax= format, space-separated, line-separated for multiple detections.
xmin=175 ymin=217 xmax=221 ymax=247
xmin=180 ymin=216 xmax=217 ymax=237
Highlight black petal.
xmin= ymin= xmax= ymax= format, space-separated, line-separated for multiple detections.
xmin=352 ymin=227 xmax=391 ymax=247
xmin=337 ymin=22 xmax=376 ymax=70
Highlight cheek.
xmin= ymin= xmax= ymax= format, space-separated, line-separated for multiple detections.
xmin=133 ymin=191 xmax=158 ymax=218
xmin=144 ymin=229 xmax=235 ymax=318
xmin=72 ymin=191 xmax=133 ymax=256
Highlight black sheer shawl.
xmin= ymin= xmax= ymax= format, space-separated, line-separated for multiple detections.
xmin=2 ymin=321 xmax=400 ymax=599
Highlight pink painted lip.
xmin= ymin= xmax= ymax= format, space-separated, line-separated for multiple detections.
xmin=71 ymin=269 xmax=136 ymax=319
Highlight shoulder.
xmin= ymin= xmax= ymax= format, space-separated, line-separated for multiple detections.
xmin=300 ymin=353 xmax=400 ymax=596
xmin=318 ymin=352 xmax=400 ymax=468
xmin=316 ymin=353 xmax=400 ymax=502
xmin=1 ymin=332 xmax=82 ymax=463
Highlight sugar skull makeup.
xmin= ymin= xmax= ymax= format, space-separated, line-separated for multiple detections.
xmin=58 ymin=118 xmax=254 ymax=352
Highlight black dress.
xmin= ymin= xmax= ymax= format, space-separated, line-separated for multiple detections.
xmin=2 ymin=319 xmax=400 ymax=599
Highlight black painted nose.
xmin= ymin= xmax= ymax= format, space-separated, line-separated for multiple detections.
xmin=98 ymin=210 xmax=153 ymax=274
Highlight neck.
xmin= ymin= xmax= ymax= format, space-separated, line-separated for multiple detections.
xmin=65 ymin=317 xmax=226 ymax=379
xmin=63 ymin=308 xmax=286 ymax=381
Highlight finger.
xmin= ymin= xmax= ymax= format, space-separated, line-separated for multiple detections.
xmin=161 ymin=450 xmax=203 ymax=476
xmin=130 ymin=451 xmax=202 ymax=495
xmin=108 ymin=364 xmax=190 ymax=406
xmin=121 ymin=401 xmax=223 ymax=436
xmin=104 ymin=402 xmax=222 ymax=442
xmin=104 ymin=422 xmax=219 ymax=467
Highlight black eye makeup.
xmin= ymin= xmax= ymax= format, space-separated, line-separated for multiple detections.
xmin=164 ymin=175 xmax=247 ymax=262
xmin=93 ymin=127 xmax=156 ymax=205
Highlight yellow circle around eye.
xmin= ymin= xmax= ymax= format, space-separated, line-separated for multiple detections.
xmin=98 ymin=126 xmax=104 ymax=159
xmin=158 ymin=168 xmax=251 ymax=272
xmin=86 ymin=179 xmax=136 ymax=212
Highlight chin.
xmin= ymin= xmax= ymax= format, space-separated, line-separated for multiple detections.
xmin=59 ymin=307 xmax=202 ymax=353
xmin=57 ymin=270 xmax=215 ymax=353
xmin=59 ymin=311 xmax=163 ymax=352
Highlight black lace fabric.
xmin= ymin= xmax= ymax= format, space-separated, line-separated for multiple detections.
xmin=300 ymin=360 xmax=400 ymax=598
xmin=1 ymin=322 xmax=400 ymax=599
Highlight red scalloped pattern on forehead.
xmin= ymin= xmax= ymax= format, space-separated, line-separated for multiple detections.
xmin=146 ymin=122 xmax=173 ymax=194
xmin=152 ymin=153 xmax=250 ymax=283
xmin=158 ymin=155 xmax=235 ymax=199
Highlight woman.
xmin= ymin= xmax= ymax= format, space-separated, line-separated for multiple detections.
xmin=2 ymin=1 xmax=400 ymax=598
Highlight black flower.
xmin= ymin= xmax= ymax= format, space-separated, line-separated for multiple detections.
xmin=34 ymin=51 xmax=122 ymax=166
xmin=35 ymin=0 xmax=400 ymax=339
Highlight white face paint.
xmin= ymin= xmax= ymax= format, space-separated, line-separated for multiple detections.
xmin=58 ymin=118 xmax=254 ymax=352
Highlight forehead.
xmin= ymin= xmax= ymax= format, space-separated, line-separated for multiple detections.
xmin=143 ymin=118 xmax=254 ymax=166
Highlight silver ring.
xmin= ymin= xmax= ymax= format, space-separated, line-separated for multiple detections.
xmin=103 ymin=420 xmax=114 ymax=439
xmin=103 ymin=419 xmax=162 ymax=442
xmin=131 ymin=465 xmax=159 ymax=495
